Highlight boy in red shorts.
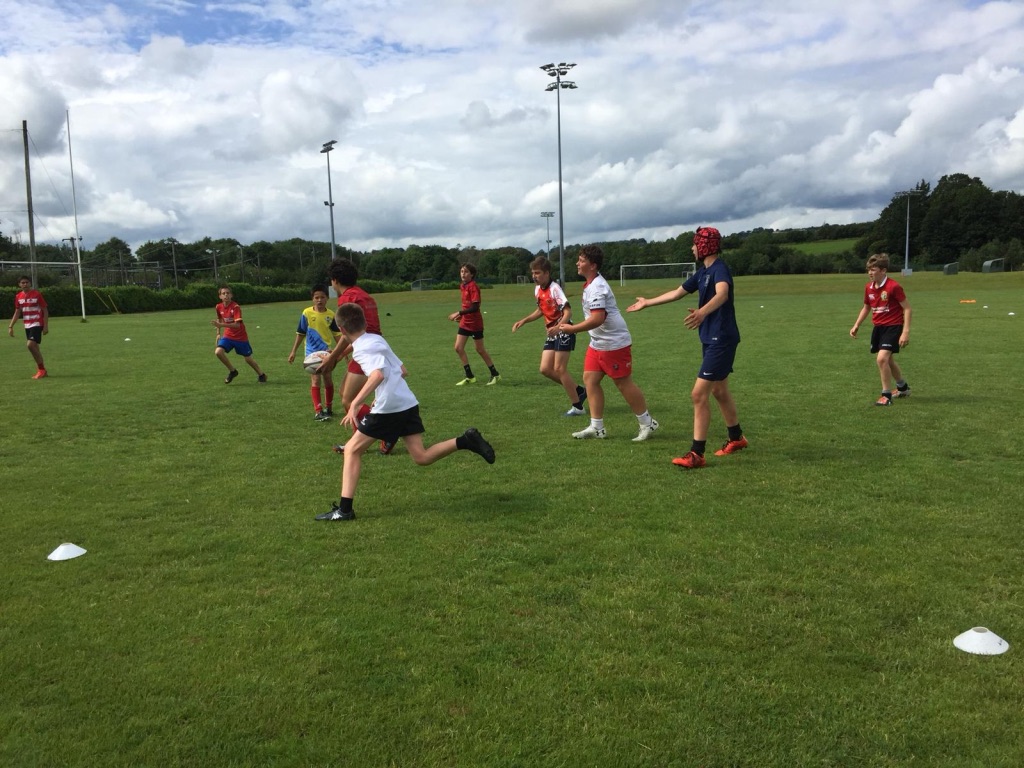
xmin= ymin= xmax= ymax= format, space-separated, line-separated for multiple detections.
xmin=556 ymin=245 xmax=658 ymax=441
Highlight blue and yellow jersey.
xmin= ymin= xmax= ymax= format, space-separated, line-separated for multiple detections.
xmin=297 ymin=306 xmax=340 ymax=355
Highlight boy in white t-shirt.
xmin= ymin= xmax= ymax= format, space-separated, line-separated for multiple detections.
xmin=556 ymin=245 xmax=659 ymax=442
xmin=318 ymin=302 xmax=496 ymax=522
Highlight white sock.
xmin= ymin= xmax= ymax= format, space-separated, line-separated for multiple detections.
xmin=591 ymin=418 xmax=604 ymax=430
xmin=637 ymin=410 xmax=652 ymax=426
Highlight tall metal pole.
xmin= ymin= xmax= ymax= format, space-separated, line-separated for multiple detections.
xmin=321 ymin=140 xmax=338 ymax=261
xmin=541 ymin=64 xmax=577 ymax=287
xmin=65 ymin=110 xmax=87 ymax=320
xmin=897 ymin=189 xmax=922 ymax=277
xmin=22 ymin=121 xmax=38 ymax=287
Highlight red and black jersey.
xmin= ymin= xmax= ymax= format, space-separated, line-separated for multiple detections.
xmin=864 ymin=276 xmax=907 ymax=326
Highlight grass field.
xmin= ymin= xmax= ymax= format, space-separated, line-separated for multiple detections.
xmin=787 ymin=238 xmax=860 ymax=255
xmin=2 ymin=272 xmax=1023 ymax=766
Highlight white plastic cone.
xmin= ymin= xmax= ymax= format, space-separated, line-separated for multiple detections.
xmin=47 ymin=542 xmax=87 ymax=561
xmin=953 ymin=627 xmax=1009 ymax=655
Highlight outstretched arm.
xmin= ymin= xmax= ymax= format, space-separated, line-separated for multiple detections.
xmin=627 ymin=285 xmax=689 ymax=312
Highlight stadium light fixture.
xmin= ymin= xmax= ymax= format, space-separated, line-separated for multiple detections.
xmin=541 ymin=212 xmax=554 ymax=260
xmin=321 ymin=140 xmax=338 ymax=262
xmin=540 ymin=62 xmax=577 ymax=287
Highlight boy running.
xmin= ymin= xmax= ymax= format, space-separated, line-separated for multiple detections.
xmin=318 ymin=302 xmax=496 ymax=522
xmin=212 ymin=285 xmax=267 ymax=384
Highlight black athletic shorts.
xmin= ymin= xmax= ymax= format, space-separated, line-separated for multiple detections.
xmin=25 ymin=327 xmax=43 ymax=344
xmin=457 ymin=327 xmax=485 ymax=340
xmin=358 ymin=405 xmax=425 ymax=443
xmin=870 ymin=324 xmax=902 ymax=353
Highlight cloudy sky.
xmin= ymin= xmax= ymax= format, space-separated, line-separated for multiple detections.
xmin=2 ymin=0 xmax=1023 ymax=257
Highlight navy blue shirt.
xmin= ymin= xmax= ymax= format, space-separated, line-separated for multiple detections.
xmin=682 ymin=259 xmax=740 ymax=345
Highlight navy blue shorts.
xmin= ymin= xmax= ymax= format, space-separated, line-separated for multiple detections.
xmin=358 ymin=405 xmax=425 ymax=443
xmin=698 ymin=343 xmax=737 ymax=381
xmin=870 ymin=325 xmax=902 ymax=354
xmin=217 ymin=337 xmax=254 ymax=357
xmin=542 ymin=332 xmax=576 ymax=353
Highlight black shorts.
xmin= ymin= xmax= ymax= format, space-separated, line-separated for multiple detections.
xmin=25 ymin=327 xmax=43 ymax=344
xmin=870 ymin=325 xmax=902 ymax=354
xmin=457 ymin=327 xmax=485 ymax=340
xmin=358 ymin=405 xmax=425 ymax=443
xmin=542 ymin=332 xmax=576 ymax=353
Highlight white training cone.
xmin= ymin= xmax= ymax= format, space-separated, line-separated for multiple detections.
xmin=124 ymin=338 xmax=131 ymax=341
xmin=953 ymin=627 xmax=1009 ymax=655
xmin=47 ymin=543 xmax=87 ymax=561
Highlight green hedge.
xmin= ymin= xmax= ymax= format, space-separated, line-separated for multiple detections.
xmin=0 ymin=281 xmax=412 ymax=319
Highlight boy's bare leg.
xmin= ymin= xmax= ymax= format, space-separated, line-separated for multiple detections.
xmin=612 ymin=374 xmax=648 ymax=416
xmin=402 ymin=433 xmax=458 ymax=466
xmin=691 ymin=378 xmax=714 ymax=441
xmin=582 ymin=371 xmax=605 ymax=418
xmin=341 ymin=431 xmax=376 ymax=498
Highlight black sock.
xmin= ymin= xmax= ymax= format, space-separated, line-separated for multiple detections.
xmin=338 ymin=497 xmax=353 ymax=513
xmin=455 ymin=434 xmax=468 ymax=451
xmin=489 ymin=366 xmax=499 ymax=377
xmin=463 ymin=365 xmax=474 ymax=378
xmin=576 ymin=385 xmax=586 ymax=400
xmin=728 ymin=424 xmax=743 ymax=442
xmin=691 ymin=440 xmax=707 ymax=456
xmin=572 ymin=400 xmax=583 ymax=410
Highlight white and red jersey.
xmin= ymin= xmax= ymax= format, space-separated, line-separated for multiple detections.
xmin=535 ymin=281 xmax=570 ymax=329
xmin=864 ymin=276 xmax=907 ymax=327
xmin=15 ymin=289 xmax=47 ymax=328
xmin=581 ymin=273 xmax=631 ymax=351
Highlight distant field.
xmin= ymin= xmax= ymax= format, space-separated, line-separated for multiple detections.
xmin=787 ymin=237 xmax=859 ymax=254
xmin=2 ymin=272 xmax=1023 ymax=766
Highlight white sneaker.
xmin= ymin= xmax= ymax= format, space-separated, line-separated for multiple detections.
xmin=573 ymin=425 xmax=606 ymax=439
xmin=632 ymin=419 xmax=659 ymax=442
xmin=563 ymin=405 xmax=586 ymax=417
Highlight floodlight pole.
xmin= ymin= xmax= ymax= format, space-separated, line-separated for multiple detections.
xmin=541 ymin=63 xmax=577 ymax=287
xmin=541 ymin=211 xmax=554 ymax=260
xmin=321 ymin=140 xmax=338 ymax=261
xmin=897 ymin=189 xmax=923 ymax=277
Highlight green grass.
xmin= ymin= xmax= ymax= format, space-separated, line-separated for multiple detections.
xmin=787 ymin=238 xmax=860 ymax=255
xmin=2 ymin=273 xmax=1023 ymax=766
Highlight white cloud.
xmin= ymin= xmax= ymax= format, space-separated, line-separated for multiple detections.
xmin=2 ymin=0 xmax=1023 ymax=255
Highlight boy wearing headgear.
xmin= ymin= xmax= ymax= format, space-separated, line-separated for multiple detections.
xmin=627 ymin=226 xmax=747 ymax=468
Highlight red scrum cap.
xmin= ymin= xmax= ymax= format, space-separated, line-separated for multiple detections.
xmin=694 ymin=227 xmax=721 ymax=258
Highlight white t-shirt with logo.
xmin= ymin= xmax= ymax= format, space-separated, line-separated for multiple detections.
xmin=581 ymin=274 xmax=632 ymax=351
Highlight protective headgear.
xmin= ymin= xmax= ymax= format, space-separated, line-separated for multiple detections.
xmin=693 ymin=227 xmax=721 ymax=260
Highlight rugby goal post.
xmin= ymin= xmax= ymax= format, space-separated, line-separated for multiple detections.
xmin=620 ymin=262 xmax=696 ymax=286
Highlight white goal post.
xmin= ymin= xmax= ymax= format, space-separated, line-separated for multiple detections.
xmin=620 ymin=262 xmax=696 ymax=286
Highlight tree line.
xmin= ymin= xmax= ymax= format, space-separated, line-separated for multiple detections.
xmin=2 ymin=171 xmax=1021 ymax=289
